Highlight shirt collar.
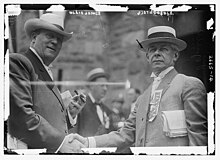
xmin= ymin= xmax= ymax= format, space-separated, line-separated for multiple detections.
xmin=150 ymin=66 xmax=174 ymax=79
xmin=30 ymin=47 xmax=53 ymax=69
xmin=30 ymin=47 xmax=45 ymax=66
xmin=88 ymin=92 xmax=96 ymax=104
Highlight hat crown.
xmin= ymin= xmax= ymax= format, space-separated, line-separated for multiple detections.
xmin=148 ymin=26 xmax=176 ymax=38
xmin=24 ymin=13 xmax=72 ymax=41
xmin=87 ymin=68 xmax=105 ymax=79
xmin=87 ymin=68 xmax=108 ymax=81
xmin=40 ymin=13 xmax=64 ymax=30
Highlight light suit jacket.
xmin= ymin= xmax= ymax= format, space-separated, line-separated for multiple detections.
xmin=94 ymin=69 xmax=207 ymax=151
xmin=9 ymin=50 xmax=72 ymax=152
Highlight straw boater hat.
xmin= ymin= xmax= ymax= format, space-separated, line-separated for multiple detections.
xmin=24 ymin=13 xmax=72 ymax=41
xmin=87 ymin=68 xmax=110 ymax=82
xmin=139 ymin=26 xmax=187 ymax=52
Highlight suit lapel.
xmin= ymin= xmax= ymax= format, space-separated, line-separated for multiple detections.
xmin=157 ymin=69 xmax=178 ymax=97
xmin=87 ymin=96 xmax=103 ymax=124
xmin=51 ymin=86 xmax=65 ymax=110
xmin=24 ymin=49 xmax=65 ymax=110
xmin=24 ymin=50 xmax=52 ymax=82
xmin=139 ymin=82 xmax=153 ymax=116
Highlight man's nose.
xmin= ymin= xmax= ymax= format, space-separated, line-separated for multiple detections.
xmin=153 ymin=49 xmax=162 ymax=56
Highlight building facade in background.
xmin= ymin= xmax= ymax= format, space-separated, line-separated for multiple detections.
xmin=7 ymin=4 xmax=215 ymax=105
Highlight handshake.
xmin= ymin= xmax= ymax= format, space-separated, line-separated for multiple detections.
xmin=59 ymin=133 xmax=89 ymax=153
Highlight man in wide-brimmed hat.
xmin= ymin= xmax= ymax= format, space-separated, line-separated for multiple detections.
xmin=8 ymin=13 xmax=86 ymax=153
xmin=71 ymin=25 xmax=208 ymax=152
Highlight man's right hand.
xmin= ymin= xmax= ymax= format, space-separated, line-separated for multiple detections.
xmin=58 ymin=134 xmax=86 ymax=153
xmin=68 ymin=133 xmax=89 ymax=148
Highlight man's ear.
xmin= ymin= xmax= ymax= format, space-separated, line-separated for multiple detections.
xmin=173 ymin=52 xmax=179 ymax=61
xmin=31 ymin=32 xmax=38 ymax=42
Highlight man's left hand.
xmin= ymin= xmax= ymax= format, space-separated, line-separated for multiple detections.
xmin=68 ymin=93 xmax=86 ymax=118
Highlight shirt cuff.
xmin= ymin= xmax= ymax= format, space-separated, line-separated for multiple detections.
xmin=68 ymin=111 xmax=77 ymax=126
xmin=88 ymin=137 xmax=96 ymax=148
xmin=72 ymin=115 xmax=78 ymax=126
xmin=55 ymin=137 xmax=66 ymax=153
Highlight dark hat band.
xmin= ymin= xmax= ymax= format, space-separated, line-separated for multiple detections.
xmin=88 ymin=73 xmax=109 ymax=82
xmin=148 ymin=32 xmax=175 ymax=39
xmin=53 ymin=23 xmax=64 ymax=31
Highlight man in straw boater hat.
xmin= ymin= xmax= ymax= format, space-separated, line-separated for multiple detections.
xmin=72 ymin=68 xmax=116 ymax=137
xmin=70 ymin=25 xmax=208 ymax=152
xmin=8 ymin=13 xmax=86 ymax=153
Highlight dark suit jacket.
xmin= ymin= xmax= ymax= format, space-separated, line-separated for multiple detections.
xmin=73 ymin=96 xmax=114 ymax=137
xmin=94 ymin=69 xmax=208 ymax=150
xmin=9 ymin=50 xmax=72 ymax=153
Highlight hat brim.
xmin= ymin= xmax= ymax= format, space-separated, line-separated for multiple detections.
xmin=24 ymin=18 xmax=72 ymax=41
xmin=139 ymin=37 xmax=187 ymax=52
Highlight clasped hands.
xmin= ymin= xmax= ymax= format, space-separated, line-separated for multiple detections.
xmin=59 ymin=133 xmax=88 ymax=153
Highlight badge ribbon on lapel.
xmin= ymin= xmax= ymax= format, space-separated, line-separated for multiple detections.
xmin=148 ymin=89 xmax=163 ymax=122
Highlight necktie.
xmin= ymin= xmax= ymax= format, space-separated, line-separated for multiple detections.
xmin=151 ymin=76 xmax=161 ymax=98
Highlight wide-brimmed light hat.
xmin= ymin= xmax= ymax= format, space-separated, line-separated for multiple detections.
xmin=87 ymin=68 xmax=110 ymax=82
xmin=24 ymin=13 xmax=72 ymax=41
xmin=138 ymin=26 xmax=187 ymax=52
